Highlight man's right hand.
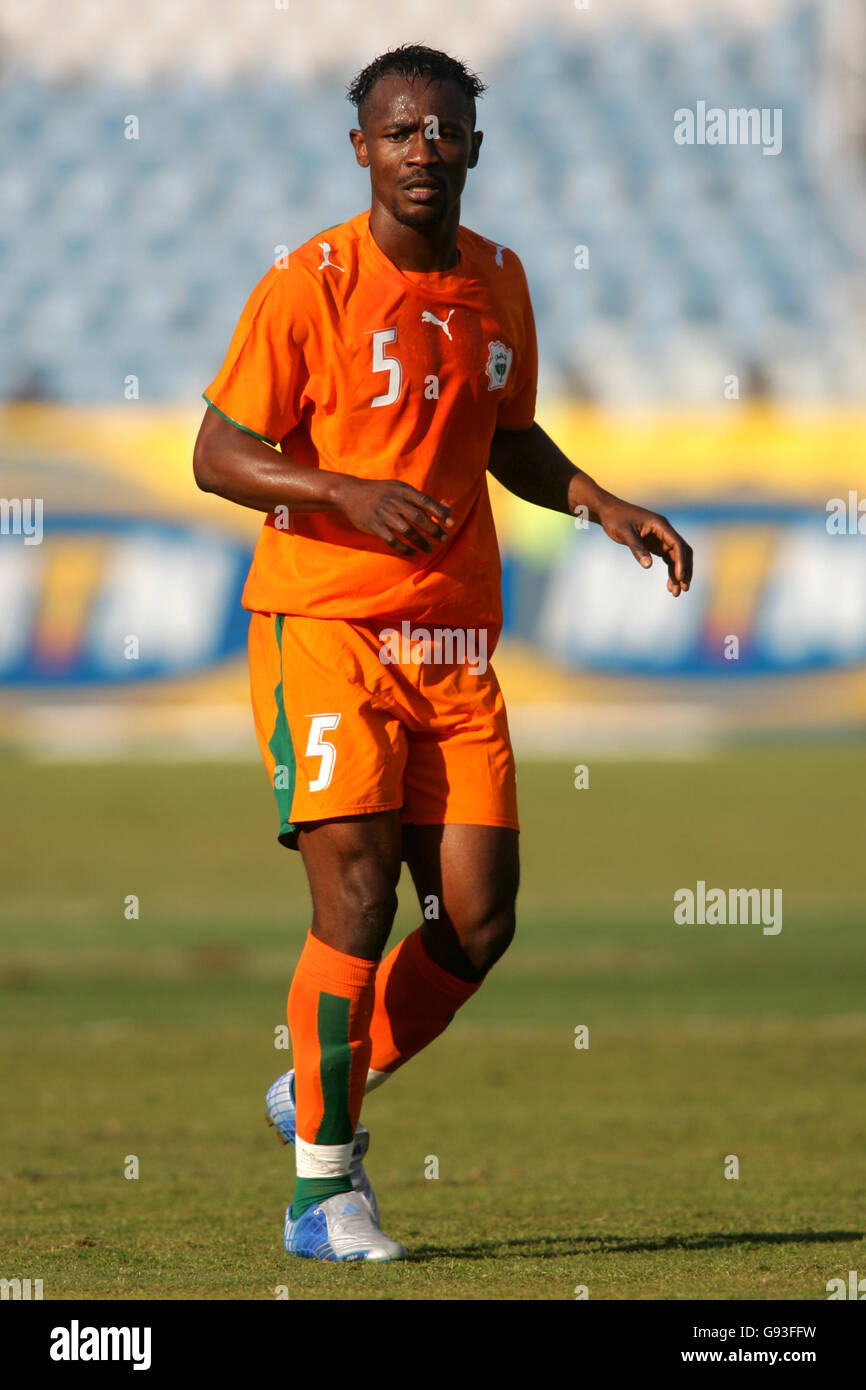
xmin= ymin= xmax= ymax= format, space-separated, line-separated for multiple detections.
xmin=333 ymin=476 xmax=454 ymax=557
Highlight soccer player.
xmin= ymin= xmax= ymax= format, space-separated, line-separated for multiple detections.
xmin=193 ymin=44 xmax=693 ymax=1262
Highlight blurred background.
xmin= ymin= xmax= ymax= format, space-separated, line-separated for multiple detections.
xmin=1 ymin=0 xmax=864 ymax=754
xmin=1 ymin=0 xmax=865 ymax=1302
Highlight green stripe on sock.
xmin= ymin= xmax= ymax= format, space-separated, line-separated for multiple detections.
xmin=268 ymin=615 xmax=296 ymax=842
xmin=291 ymin=1175 xmax=352 ymax=1221
xmin=290 ymin=993 xmax=355 ymax=1219
xmin=315 ymin=992 xmax=353 ymax=1146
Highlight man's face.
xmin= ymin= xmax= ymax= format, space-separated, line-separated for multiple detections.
xmin=350 ymin=75 xmax=482 ymax=229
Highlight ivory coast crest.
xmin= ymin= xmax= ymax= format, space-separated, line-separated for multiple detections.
xmin=485 ymin=340 xmax=513 ymax=390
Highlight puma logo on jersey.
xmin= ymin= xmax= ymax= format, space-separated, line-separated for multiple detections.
xmin=421 ymin=308 xmax=455 ymax=340
xmin=482 ymin=238 xmax=505 ymax=267
xmin=317 ymin=241 xmax=345 ymax=272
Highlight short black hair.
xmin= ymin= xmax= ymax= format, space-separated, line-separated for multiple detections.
xmin=347 ymin=43 xmax=486 ymax=127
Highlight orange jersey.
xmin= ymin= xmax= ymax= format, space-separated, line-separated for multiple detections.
xmin=204 ymin=210 xmax=537 ymax=627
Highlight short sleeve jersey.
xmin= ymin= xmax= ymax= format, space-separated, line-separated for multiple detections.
xmin=204 ymin=210 xmax=538 ymax=627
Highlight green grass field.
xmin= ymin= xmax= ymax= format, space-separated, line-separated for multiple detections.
xmin=1 ymin=748 xmax=864 ymax=1300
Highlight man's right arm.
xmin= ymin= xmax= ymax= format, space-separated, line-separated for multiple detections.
xmin=193 ymin=404 xmax=344 ymax=515
xmin=192 ymin=405 xmax=453 ymax=557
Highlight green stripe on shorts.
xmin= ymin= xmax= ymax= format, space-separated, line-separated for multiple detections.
xmin=267 ymin=614 xmax=297 ymax=845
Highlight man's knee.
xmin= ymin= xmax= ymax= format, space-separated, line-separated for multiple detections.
xmin=340 ymin=857 xmax=399 ymax=936
xmin=460 ymin=903 xmax=516 ymax=973
xmin=300 ymin=816 xmax=402 ymax=957
xmin=436 ymin=838 xmax=519 ymax=975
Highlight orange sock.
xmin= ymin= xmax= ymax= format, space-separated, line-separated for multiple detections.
xmin=287 ymin=932 xmax=377 ymax=1215
xmin=367 ymin=926 xmax=481 ymax=1084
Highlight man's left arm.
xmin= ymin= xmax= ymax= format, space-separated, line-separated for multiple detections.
xmin=488 ymin=422 xmax=693 ymax=598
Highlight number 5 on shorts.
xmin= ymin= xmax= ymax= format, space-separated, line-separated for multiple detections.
xmin=306 ymin=713 xmax=341 ymax=792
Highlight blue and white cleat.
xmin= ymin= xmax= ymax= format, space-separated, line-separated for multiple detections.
xmin=283 ymin=1191 xmax=407 ymax=1262
xmin=265 ymin=1070 xmax=380 ymax=1223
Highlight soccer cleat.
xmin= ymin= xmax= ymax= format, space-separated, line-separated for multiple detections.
xmin=265 ymin=1069 xmax=380 ymax=1222
xmin=283 ymin=1191 xmax=407 ymax=1262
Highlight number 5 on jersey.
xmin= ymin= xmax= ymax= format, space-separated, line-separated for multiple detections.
xmin=305 ymin=713 xmax=341 ymax=792
xmin=371 ymin=328 xmax=402 ymax=408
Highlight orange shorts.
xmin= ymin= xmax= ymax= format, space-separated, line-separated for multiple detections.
xmin=248 ymin=612 xmax=519 ymax=849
